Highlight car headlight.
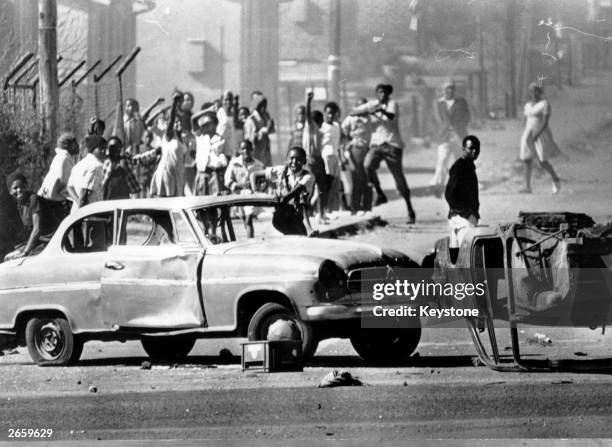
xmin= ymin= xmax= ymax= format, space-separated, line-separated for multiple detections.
xmin=317 ymin=260 xmax=348 ymax=301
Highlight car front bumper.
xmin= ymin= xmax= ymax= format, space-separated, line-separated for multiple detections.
xmin=304 ymin=303 xmax=378 ymax=321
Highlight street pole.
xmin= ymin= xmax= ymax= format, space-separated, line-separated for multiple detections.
xmin=328 ymin=0 xmax=341 ymax=103
xmin=505 ymin=0 xmax=517 ymax=119
xmin=38 ymin=0 xmax=59 ymax=146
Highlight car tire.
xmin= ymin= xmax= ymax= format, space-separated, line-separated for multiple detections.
xmin=247 ymin=302 xmax=317 ymax=361
xmin=141 ymin=335 xmax=196 ymax=363
xmin=350 ymin=327 xmax=421 ymax=365
xmin=25 ymin=316 xmax=82 ymax=366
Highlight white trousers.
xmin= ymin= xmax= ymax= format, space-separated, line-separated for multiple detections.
xmin=449 ymin=214 xmax=478 ymax=248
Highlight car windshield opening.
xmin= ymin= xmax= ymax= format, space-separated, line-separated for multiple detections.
xmin=191 ymin=202 xmax=297 ymax=244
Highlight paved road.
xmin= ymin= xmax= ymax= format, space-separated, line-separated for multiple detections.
xmin=2 ymin=381 xmax=612 ymax=441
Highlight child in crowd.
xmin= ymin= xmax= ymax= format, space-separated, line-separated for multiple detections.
xmin=303 ymin=91 xmax=328 ymax=225
xmin=191 ymin=109 xmax=227 ymax=195
xmin=289 ymin=104 xmax=306 ymax=150
xmin=149 ymin=92 xmax=188 ymax=197
xmin=244 ymin=94 xmax=275 ymax=166
xmin=67 ymin=134 xmax=106 ymax=213
xmin=224 ymin=140 xmax=265 ymax=237
xmin=253 ymin=146 xmax=315 ymax=236
xmin=341 ymin=97 xmax=372 ymax=213
xmin=103 ymin=137 xmax=142 ymax=200
xmin=320 ymin=101 xmax=344 ymax=215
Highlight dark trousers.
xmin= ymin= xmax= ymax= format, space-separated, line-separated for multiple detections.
xmin=347 ymin=145 xmax=371 ymax=212
xmin=364 ymin=143 xmax=414 ymax=212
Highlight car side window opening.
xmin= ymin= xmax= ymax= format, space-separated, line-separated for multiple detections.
xmin=193 ymin=206 xmax=235 ymax=245
xmin=193 ymin=203 xmax=290 ymax=244
xmin=171 ymin=211 xmax=198 ymax=246
xmin=119 ymin=211 xmax=175 ymax=246
xmin=62 ymin=212 xmax=114 ymax=253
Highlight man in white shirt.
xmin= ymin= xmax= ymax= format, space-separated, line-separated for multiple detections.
xmin=67 ymin=135 xmax=106 ymax=213
xmin=350 ymin=83 xmax=416 ymax=223
xmin=38 ymin=132 xmax=80 ymax=224
xmin=192 ymin=111 xmax=227 ymax=195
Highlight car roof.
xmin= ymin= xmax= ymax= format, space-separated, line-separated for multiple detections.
xmin=70 ymin=193 xmax=277 ymax=218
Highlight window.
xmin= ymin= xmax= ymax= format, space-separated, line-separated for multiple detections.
xmin=191 ymin=202 xmax=287 ymax=245
xmin=62 ymin=212 xmax=114 ymax=253
xmin=119 ymin=210 xmax=175 ymax=246
xmin=172 ymin=211 xmax=198 ymax=245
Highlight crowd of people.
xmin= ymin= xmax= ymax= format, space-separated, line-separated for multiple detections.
xmin=4 ymin=78 xmax=562 ymax=261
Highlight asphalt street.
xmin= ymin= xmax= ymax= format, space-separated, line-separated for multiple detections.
xmin=2 ymin=381 xmax=612 ymax=440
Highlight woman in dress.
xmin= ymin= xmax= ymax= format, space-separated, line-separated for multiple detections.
xmin=149 ymin=92 xmax=187 ymax=197
xmin=519 ymin=83 xmax=561 ymax=193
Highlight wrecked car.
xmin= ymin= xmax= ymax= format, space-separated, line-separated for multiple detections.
xmin=0 ymin=194 xmax=420 ymax=366
xmin=425 ymin=212 xmax=612 ymax=371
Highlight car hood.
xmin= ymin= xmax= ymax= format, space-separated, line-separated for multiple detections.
xmin=212 ymin=236 xmax=388 ymax=269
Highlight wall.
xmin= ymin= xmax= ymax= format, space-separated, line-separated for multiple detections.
xmin=136 ymin=0 xmax=242 ymax=108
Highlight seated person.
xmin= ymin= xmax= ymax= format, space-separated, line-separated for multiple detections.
xmin=4 ymin=173 xmax=57 ymax=260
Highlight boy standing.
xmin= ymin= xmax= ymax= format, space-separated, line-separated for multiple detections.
xmin=445 ymin=135 xmax=480 ymax=261
xmin=67 ymin=135 xmax=106 ymax=212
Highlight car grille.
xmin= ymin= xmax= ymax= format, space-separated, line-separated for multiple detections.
xmin=347 ymin=266 xmax=390 ymax=294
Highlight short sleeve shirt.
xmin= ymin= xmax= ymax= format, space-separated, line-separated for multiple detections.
xmin=195 ymin=134 xmax=227 ymax=172
xmin=67 ymin=153 xmax=104 ymax=209
xmin=38 ymin=148 xmax=75 ymax=201
xmin=224 ymin=156 xmax=265 ymax=192
xmin=366 ymin=99 xmax=404 ymax=149
xmin=265 ymin=166 xmax=314 ymax=203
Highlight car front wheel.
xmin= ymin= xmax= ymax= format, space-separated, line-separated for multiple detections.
xmin=247 ymin=302 xmax=317 ymax=360
xmin=25 ymin=316 xmax=82 ymax=366
xmin=350 ymin=327 xmax=421 ymax=365
xmin=141 ymin=335 xmax=196 ymax=362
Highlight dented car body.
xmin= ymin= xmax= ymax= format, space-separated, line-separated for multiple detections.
xmin=0 ymin=194 xmax=420 ymax=366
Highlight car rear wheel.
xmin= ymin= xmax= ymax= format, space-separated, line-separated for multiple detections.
xmin=350 ymin=327 xmax=421 ymax=365
xmin=25 ymin=316 xmax=82 ymax=366
xmin=247 ymin=302 xmax=318 ymax=360
xmin=141 ymin=335 xmax=196 ymax=362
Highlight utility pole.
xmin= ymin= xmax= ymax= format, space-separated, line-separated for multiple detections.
xmin=38 ymin=0 xmax=59 ymax=146
xmin=505 ymin=0 xmax=517 ymax=119
xmin=328 ymin=0 xmax=341 ymax=103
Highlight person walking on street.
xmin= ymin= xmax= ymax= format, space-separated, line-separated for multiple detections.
xmin=430 ymin=80 xmax=470 ymax=197
xmin=519 ymin=83 xmax=561 ymax=194
xmin=350 ymin=83 xmax=416 ymax=223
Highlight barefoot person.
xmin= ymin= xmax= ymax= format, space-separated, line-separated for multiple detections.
xmin=519 ymin=83 xmax=561 ymax=194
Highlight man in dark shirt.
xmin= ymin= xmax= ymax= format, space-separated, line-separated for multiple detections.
xmin=445 ymin=135 xmax=480 ymax=259
xmin=5 ymin=173 xmax=56 ymax=260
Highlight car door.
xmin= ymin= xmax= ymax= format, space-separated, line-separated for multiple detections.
xmin=100 ymin=209 xmax=206 ymax=330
